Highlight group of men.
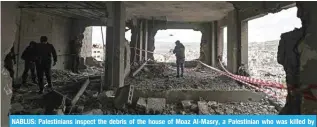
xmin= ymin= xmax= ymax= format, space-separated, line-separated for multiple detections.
xmin=20 ymin=36 xmax=57 ymax=94
xmin=4 ymin=34 xmax=84 ymax=94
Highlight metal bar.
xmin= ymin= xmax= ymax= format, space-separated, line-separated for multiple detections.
xmin=132 ymin=60 xmax=148 ymax=77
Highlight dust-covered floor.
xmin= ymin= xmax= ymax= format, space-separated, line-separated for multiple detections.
xmin=10 ymin=63 xmax=283 ymax=115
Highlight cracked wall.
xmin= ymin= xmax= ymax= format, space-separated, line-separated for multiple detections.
xmin=1 ymin=2 xmax=20 ymax=126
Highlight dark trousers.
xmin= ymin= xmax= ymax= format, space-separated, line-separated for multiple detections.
xmin=72 ymin=55 xmax=80 ymax=73
xmin=22 ymin=61 xmax=37 ymax=84
xmin=279 ymin=74 xmax=301 ymax=115
xmin=176 ymin=57 xmax=185 ymax=76
xmin=36 ymin=61 xmax=52 ymax=91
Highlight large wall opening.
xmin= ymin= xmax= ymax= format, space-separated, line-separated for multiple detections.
xmin=154 ymin=29 xmax=202 ymax=62
xmin=248 ymin=7 xmax=301 ymax=83
xmin=91 ymin=26 xmax=131 ymax=62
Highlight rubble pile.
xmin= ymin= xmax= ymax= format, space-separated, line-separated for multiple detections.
xmin=126 ymin=66 xmax=246 ymax=91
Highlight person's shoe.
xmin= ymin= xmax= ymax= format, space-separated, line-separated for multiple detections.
xmin=176 ymin=75 xmax=180 ymax=78
xmin=180 ymin=74 xmax=183 ymax=77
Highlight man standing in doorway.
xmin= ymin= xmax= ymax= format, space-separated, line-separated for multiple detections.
xmin=36 ymin=36 xmax=57 ymax=94
xmin=21 ymin=41 xmax=38 ymax=86
xmin=173 ymin=40 xmax=185 ymax=78
xmin=71 ymin=34 xmax=84 ymax=73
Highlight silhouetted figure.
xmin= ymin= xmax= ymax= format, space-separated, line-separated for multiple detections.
xmin=173 ymin=40 xmax=185 ymax=78
xmin=21 ymin=41 xmax=38 ymax=85
xmin=70 ymin=34 xmax=84 ymax=73
xmin=35 ymin=36 xmax=57 ymax=94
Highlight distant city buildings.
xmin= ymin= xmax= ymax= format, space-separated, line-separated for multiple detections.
xmin=92 ymin=44 xmax=105 ymax=61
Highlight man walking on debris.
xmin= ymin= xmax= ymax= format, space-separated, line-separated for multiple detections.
xmin=173 ymin=40 xmax=185 ymax=78
xmin=277 ymin=4 xmax=305 ymax=114
xmin=35 ymin=36 xmax=57 ymax=94
xmin=70 ymin=34 xmax=84 ymax=73
xmin=4 ymin=46 xmax=16 ymax=85
xmin=21 ymin=41 xmax=38 ymax=86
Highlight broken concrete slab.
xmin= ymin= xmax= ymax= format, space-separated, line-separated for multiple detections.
xmin=98 ymin=90 xmax=115 ymax=107
xmin=136 ymin=97 xmax=147 ymax=109
xmin=181 ymin=100 xmax=193 ymax=109
xmin=133 ymin=89 xmax=265 ymax=104
xmin=114 ymin=85 xmax=135 ymax=109
xmin=146 ymin=98 xmax=166 ymax=113
xmin=198 ymin=101 xmax=210 ymax=114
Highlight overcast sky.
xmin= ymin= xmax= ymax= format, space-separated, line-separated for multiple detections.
xmin=92 ymin=7 xmax=301 ymax=44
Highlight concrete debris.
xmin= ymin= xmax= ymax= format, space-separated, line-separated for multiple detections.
xmin=146 ymin=98 xmax=166 ymax=113
xmin=83 ymin=109 xmax=104 ymax=115
xmin=136 ymin=98 xmax=147 ymax=109
xmin=10 ymin=103 xmax=24 ymax=114
xmin=86 ymin=57 xmax=103 ymax=68
xmin=181 ymin=100 xmax=193 ymax=109
xmin=197 ymin=101 xmax=210 ymax=114
xmin=98 ymin=91 xmax=115 ymax=107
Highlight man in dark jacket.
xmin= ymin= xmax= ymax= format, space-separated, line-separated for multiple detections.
xmin=36 ymin=36 xmax=57 ymax=94
xmin=4 ymin=46 xmax=16 ymax=85
xmin=21 ymin=41 xmax=38 ymax=85
xmin=173 ymin=40 xmax=185 ymax=77
xmin=277 ymin=28 xmax=303 ymax=114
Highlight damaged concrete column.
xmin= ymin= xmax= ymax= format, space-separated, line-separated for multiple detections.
xmin=136 ymin=20 xmax=144 ymax=62
xmin=200 ymin=21 xmax=219 ymax=66
xmin=211 ymin=21 xmax=218 ymax=66
xmin=147 ymin=20 xmax=159 ymax=61
xmin=227 ymin=9 xmax=248 ymax=73
xmin=142 ymin=20 xmax=149 ymax=60
xmin=105 ymin=1 xmax=126 ymax=89
xmin=129 ymin=19 xmax=138 ymax=64
xmin=241 ymin=21 xmax=248 ymax=67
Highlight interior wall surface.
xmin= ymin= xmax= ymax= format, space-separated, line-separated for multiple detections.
xmin=1 ymin=2 xmax=20 ymax=127
xmin=15 ymin=9 xmax=72 ymax=80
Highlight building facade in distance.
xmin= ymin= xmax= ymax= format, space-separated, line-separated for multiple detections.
xmin=92 ymin=44 xmax=105 ymax=61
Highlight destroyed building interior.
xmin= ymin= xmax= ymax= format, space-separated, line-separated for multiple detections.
xmin=2 ymin=1 xmax=317 ymax=126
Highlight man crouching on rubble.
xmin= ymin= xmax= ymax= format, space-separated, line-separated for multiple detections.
xmin=35 ymin=36 xmax=57 ymax=94
xmin=173 ymin=40 xmax=185 ymax=78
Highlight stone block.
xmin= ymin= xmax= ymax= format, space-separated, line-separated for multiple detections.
xmin=114 ymin=85 xmax=134 ymax=109
xmin=147 ymin=98 xmax=166 ymax=113
xmin=98 ymin=90 xmax=115 ymax=107
xmin=181 ymin=100 xmax=193 ymax=109
xmin=198 ymin=101 xmax=210 ymax=115
xmin=136 ymin=97 xmax=147 ymax=109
